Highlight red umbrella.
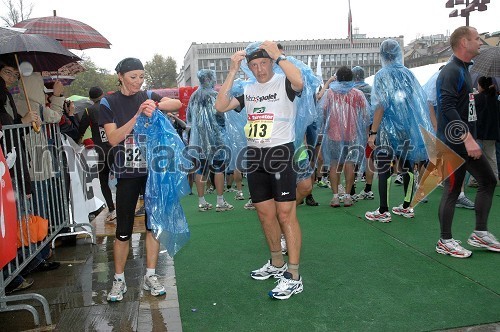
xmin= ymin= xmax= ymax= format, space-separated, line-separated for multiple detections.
xmin=14 ymin=10 xmax=111 ymax=50
xmin=41 ymin=61 xmax=86 ymax=77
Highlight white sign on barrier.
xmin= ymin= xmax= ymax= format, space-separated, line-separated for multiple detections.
xmin=60 ymin=134 xmax=105 ymax=223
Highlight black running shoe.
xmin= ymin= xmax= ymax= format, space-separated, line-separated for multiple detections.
xmin=305 ymin=194 xmax=319 ymax=206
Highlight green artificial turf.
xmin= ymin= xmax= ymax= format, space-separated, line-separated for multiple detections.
xmin=174 ymin=180 xmax=500 ymax=332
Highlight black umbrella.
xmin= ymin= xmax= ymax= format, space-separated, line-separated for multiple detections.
xmin=0 ymin=29 xmax=81 ymax=132
xmin=0 ymin=32 xmax=81 ymax=72
xmin=0 ymin=26 xmax=23 ymax=39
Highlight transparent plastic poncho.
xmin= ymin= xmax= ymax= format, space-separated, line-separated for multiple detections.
xmin=422 ymin=70 xmax=440 ymax=107
xmin=371 ymin=39 xmax=435 ymax=162
xmin=134 ymin=110 xmax=191 ymax=256
xmin=317 ymin=80 xmax=370 ymax=166
xmin=230 ymin=42 xmax=321 ymax=153
xmin=186 ymin=69 xmax=227 ymax=161
xmin=224 ymin=109 xmax=247 ymax=172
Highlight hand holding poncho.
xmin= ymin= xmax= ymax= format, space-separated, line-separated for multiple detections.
xmin=134 ymin=110 xmax=190 ymax=256
xmin=230 ymin=42 xmax=321 ymax=151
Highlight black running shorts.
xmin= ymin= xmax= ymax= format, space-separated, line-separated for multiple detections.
xmin=246 ymin=142 xmax=297 ymax=203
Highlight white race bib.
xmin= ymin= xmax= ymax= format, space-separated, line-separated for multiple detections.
xmin=124 ymin=135 xmax=146 ymax=169
xmin=468 ymin=93 xmax=477 ymax=122
xmin=99 ymin=127 xmax=108 ymax=142
xmin=245 ymin=112 xmax=274 ymax=144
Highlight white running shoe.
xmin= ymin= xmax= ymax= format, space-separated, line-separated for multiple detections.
xmin=456 ymin=195 xmax=474 ymax=209
xmin=198 ymin=202 xmax=213 ymax=212
xmin=435 ymin=238 xmax=472 ymax=258
xmin=234 ymin=191 xmax=245 ymax=200
xmin=365 ymin=209 xmax=391 ymax=223
xmin=244 ymin=199 xmax=256 ymax=210
xmin=268 ymin=271 xmax=303 ymax=300
xmin=357 ymin=190 xmax=374 ymax=200
xmin=467 ymin=231 xmax=500 ymax=252
xmin=391 ymin=204 xmax=415 ymax=218
xmin=143 ymin=274 xmax=166 ymax=296
xmin=107 ymin=279 xmax=127 ymax=302
xmin=250 ymin=260 xmax=287 ymax=280
xmin=216 ymin=201 xmax=234 ymax=212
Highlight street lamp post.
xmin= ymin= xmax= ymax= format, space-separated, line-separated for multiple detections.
xmin=445 ymin=0 xmax=490 ymax=26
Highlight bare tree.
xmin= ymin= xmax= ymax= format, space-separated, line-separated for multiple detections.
xmin=1 ymin=0 xmax=33 ymax=26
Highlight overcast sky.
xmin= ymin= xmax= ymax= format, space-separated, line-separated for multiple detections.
xmin=8 ymin=0 xmax=500 ymax=72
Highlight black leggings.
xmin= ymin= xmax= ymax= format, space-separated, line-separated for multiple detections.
xmin=438 ymin=154 xmax=496 ymax=239
xmin=375 ymin=152 xmax=414 ymax=213
xmin=98 ymin=152 xmax=114 ymax=211
xmin=115 ymin=176 xmax=148 ymax=241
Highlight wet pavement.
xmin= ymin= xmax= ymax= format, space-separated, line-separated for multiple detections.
xmin=0 ymin=209 xmax=181 ymax=331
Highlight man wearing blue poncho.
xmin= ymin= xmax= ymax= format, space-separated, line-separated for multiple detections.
xmin=215 ymin=41 xmax=305 ymax=300
xmin=186 ymin=69 xmax=233 ymax=213
xmin=365 ymin=39 xmax=434 ymax=223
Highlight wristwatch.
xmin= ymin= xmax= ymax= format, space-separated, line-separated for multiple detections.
xmin=276 ymin=55 xmax=287 ymax=66
xmin=369 ymin=130 xmax=377 ymax=136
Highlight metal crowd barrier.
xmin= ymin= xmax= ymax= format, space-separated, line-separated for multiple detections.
xmin=0 ymin=122 xmax=94 ymax=327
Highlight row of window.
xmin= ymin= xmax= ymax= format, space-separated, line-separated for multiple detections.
xmin=196 ymin=41 xmax=386 ymax=55
xmin=197 ymin=65 xmax=381 ymax=85
xmin=198 ymin=53 xmax=382 ymax=73
xmin=285 ymin=42 xmax=383 ymax=51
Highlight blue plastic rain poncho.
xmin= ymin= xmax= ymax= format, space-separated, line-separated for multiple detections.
xmin=134 ymin=110 xmax=191 ymax=256
xmin=224 ymin=109 xmax=247 ymax=172
xmin=186 ymin=69 xmax=227 ymax=162
xmin=317 ymin=69 xmax=369 ymax=167
xmin=230 ymin=42 xmax=321 ymax=152
xmin=371 ymin=39 xmax=434 ymax=162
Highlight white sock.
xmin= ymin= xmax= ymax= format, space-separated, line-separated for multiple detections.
xmin=146 ymin=268 xmax=156 ymax=277
xmin=459 ymin=192 xmax=465 ymax=198
xmin=198 ymin=196 xmax=207 ymax=205
xmin=441 ymin=238 xmax=453 ymax=243
xmin=474 ymin=230 xmax=487 ymax=236
xmin=114 ymin=273 xmax=125 ymax=282
xmin=217 ymin=195 xmax=225 ymax=205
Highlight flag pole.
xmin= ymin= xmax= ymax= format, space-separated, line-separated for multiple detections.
xmin=348 ymin=0 xmax=353 ymax=68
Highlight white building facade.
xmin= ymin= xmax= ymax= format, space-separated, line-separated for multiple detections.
xmin=177 ymin=35 xmax=404 ymax=87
